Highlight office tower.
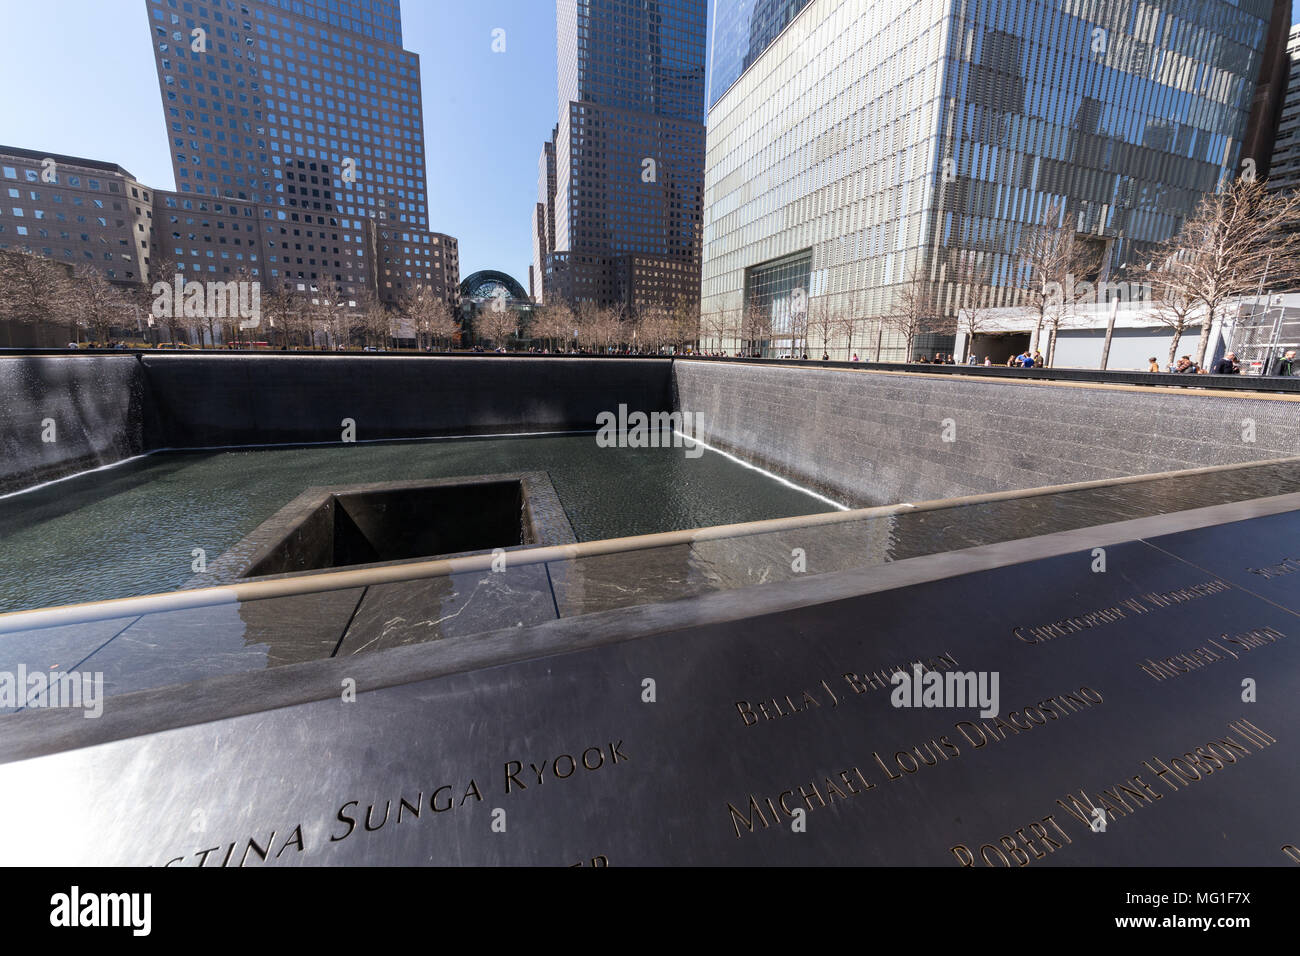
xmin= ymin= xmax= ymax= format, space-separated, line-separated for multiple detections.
xmin=0 ymin=146 xmax=152 ymax=287
xmin=534 ymin=0 xmax=707 ymax=311
xmin=531 ymin=131 xmax=557 ymax=303
xmin=144 ymin=0 xmax=457 ymax=305
xmin=1267 ymin=25 xmax=1300 ymax=192
xmin=702 ymin=0 xmax=1287 ymax=360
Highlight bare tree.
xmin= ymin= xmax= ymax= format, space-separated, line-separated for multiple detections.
xmin=669 ymin=296 xmax=698 ymax=354
xmin=0 ymin=248 xmax=71 ymax=345
xmin=256 ymin=278 xmax=297 ymax=348
xmin=806 ymin=296 xmax=840 ymax=358
xmin=884 ymin=264 xmax=938 ymax=361
xmin=527 ymin=304 xmax=562 ymax=351
xmin=740 ymin=290 xmax=771 ymax=356
xmin=478 ymin=302 xmax=519 ymax=349
xmin=399 ymin=283 xmax=456 ymax=350
xmin=1018 ymin=201 xmax=1081 ymax=355
xmin=74 ymin=266 xmax=132 ymax=345
xmin=591 ymin=306 xmax=624 ymax=352
xmin=147 ymin=250 xmax=187 ymax=346
xmin=833 ymin=289 xmax=867 ymax=360
xmin=1155 ymin=175 xmax=1300 ymax=366
xmin=698 ymin=308 xmax=724 ymax=353
xmin=950 ymin=253 xmax=995 ymax=362
xmin=279 ymin=285 xmax=316 ymax=348
xmin=787 ymin=295 xmax=809 ymax=358
xmin=1137 ymin=257 xmax=1199 ymax=366
xmin=311 ymin=277 xmax=352 ymax=349
xmin=354 ymin=286 xmax=393 ymax=348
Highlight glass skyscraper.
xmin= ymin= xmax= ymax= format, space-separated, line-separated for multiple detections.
xmin=144 ymin=0 xmax=457 ymax=307
xmin=709 ymin=0 xmax=813 ymax=107
xmin=534 ymin=0 xmax=708 ymax=310
xmin=702 ymin=0 xmax=1285 ymax=359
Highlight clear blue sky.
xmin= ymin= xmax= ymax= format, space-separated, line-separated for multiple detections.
xmin=0 ymin=0 xmax=1289 ymax=284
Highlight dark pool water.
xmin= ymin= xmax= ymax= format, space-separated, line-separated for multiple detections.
xmin=0 ymin=433 xmax=834 ymax=612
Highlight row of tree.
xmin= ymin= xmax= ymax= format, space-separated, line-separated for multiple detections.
xmin=6 ymin=175 xmax=1295 ymax=359
xmin=0 ymin=247 xmax=463 ymax=350
xmin=522 ymin=299 xmax=698 ymax=352
xmin=0 ymin=244 xmax=699 ymax=352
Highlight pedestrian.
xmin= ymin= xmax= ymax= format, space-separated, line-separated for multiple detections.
xmin=1173 ymin=355 xmax=1197 ymax=374
xmin=1033 ymin=350 xmax=1044 ymax=368
xmin=1147 ymin=356 xmax=1160 ymax=373
xmin=1211 ymin=351 xmax=1240 ymax=375
xmin=1277 ymin=350 xmax=1297 ymax=376
xmin=851 ymin=353 xmax=859 ymax=362
xmin=1006 ymin=354 xmax=1018 ymax=367
xmin=983 ymin=356 xmax=992 ymax=366
xmin=822 ymin=351 xmax=829 ymax=361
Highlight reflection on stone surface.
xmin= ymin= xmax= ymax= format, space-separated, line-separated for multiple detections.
xmin=337 ymin=564 xmax=557 ymax=654
xmin=75 ymin=589 xmax=364 ymax=697
xmin=0 ymin=616 xmax=138 ymax=713
xmin=549 ymin=544 xmax=713 ymax=615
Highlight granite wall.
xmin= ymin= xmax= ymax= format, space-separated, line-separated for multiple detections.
xmin=0 ymin=355 xmax=673 ymax=494
xmin=140 ymin=355 xmax=672 ymax=448
xmin=673 ymin=361 xmax=1300 ymax=507
xmin=7 ymin=353 xmax=1298 ymax=507
xmin=0 ymin=356 xmax=146 ymax=495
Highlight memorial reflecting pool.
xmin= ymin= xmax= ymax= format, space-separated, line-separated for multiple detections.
xmin=0 ymin=433 xmax=835 ymax=613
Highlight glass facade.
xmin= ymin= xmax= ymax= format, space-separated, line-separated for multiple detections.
xmin=541 ymin=0 xmax=707 ymax=308
xmin=743 ymin=251 xmax=811 ymax=351
xmin=709 ymin=0 xmax=813 ymax=107
xmin=702 ymin=0 xmax=1277 ymax=360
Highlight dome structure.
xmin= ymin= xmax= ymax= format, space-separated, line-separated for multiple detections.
xmin=460 ymin=270 xmax=528 ymax=303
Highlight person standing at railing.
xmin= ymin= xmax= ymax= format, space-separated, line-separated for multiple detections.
xmin=1276 ymin=350 xmax=1296 ymax=376
xmin=1211 ymin=352 xmax=1240 ymax=375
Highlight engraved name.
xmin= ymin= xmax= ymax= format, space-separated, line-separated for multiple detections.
xmin=1013 ymin=579 xmax=1231 ymax=645
xmin=1139 ymin=626 xmax=1284 ymax=681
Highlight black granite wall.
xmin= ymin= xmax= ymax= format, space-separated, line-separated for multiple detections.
xmin=0 ymin=356 xmax=146 ymax=495
xmin=7 ymin=354 xmax=1298 ymax=506
xmin=673 ymin=361 xmax=1300 ymax=507
xmin=140 ymin=355 xmax=673 ymax=448
xmin=0 ymin=355 xmax=673 ymax=494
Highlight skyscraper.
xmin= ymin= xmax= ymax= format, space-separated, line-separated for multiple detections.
xmin=144 ymin=0 xmax=457 ymax=308
xmin=702 ymin=0 xmax=1287 ymax=360
xmin=534 ymin=0 xmax=707 ymax=311
xmin=1267 ymin=25 xmax=1300 ymax=193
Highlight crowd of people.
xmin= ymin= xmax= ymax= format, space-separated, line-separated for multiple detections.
xmin=1145 ymin=350 xmax=1298 ymax=376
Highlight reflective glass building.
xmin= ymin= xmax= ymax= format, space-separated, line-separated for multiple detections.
xmin=709 ymin=0 xmax=813 ymax=108
xmin=534 ymin=0 xmax=707 ymax=310
xmin=144 ymin=0 xmax=458 ymax=307
xmin=702 ymin=0 xmax=1286 ymax=359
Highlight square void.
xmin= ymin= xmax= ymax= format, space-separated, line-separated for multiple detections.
xmin=202 ymin=473 xmax=576 ymax=582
